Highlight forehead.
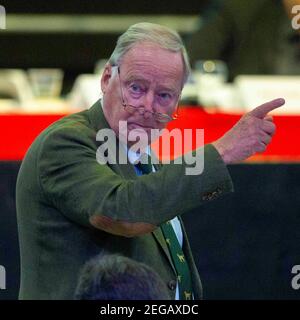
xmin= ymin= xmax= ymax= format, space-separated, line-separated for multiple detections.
xmin=119 ymin=42 xmax=184 ymax=87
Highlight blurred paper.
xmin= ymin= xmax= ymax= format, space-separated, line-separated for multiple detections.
xmin=0 ymin=69 xmax=34 ymax=105
xmin=68 ymin=74 xmax=101 ymax=111
xmin=235 ymin=75 xmax=300 ymax=115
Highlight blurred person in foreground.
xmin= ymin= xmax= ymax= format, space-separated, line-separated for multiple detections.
xmin=74 ymin=253 xmax=170 ymax=300
xmin=16 ymin=22 xmax=284 ymax=300
xmin=187 ymin=0 xmax=300 ymax=80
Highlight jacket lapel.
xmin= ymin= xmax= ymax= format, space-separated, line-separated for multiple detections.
xmin=152 ymin=227 xmax=177 ymax=276
xmin=178 ymin=216 xmax=203 ymax=299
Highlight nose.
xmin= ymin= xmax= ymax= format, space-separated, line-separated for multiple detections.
xmin=139 ymin=91 xmax=155 ymax=117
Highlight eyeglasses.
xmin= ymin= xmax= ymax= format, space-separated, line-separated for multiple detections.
xmin=115 ymin=66 xmax=179 ymax=123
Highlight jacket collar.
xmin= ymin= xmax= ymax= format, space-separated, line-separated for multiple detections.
xmin=87 ymin=99 xmax=110 ymax=132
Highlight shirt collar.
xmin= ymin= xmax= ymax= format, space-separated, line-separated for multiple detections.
xmin=126 ymin=144 xmax=151 ymax=165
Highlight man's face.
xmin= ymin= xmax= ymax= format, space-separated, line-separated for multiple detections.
xmin=101 ymin=42 xmax=184 ymax=146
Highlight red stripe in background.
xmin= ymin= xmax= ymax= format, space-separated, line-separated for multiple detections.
xmin=154 ymin=107 xmax=300 ymax=162
xmin=0 ymin=113 xmax=67 ymax=160
xmin=0 ymin=107 xmax=299 ymax=162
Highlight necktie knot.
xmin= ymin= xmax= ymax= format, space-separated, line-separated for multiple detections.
xmin=134 ymin=162 xmax=153 ymax=175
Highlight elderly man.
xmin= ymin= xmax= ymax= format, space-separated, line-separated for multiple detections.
xmin=16 ymin=22 xmax=284 ymax=300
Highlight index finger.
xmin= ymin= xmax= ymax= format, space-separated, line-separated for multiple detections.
xmin=248 ymin=98 xmax=285 ymax=119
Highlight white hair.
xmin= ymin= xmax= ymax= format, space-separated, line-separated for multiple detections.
xmin=108 ymin=22 xmax=191 ymax=85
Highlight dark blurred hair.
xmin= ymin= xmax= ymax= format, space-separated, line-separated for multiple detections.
xmin=74 ymin=253 xmax=171 ymax=300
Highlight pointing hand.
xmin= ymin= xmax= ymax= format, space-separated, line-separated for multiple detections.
xmin=212 ymin=98 xmax=285 ymax=164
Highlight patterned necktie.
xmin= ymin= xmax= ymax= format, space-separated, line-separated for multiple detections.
xmin=134 ymin=161 xmax=193 ymax=300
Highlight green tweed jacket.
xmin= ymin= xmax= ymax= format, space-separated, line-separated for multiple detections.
xmin=16 ymin=100 xmax=233 ymax=300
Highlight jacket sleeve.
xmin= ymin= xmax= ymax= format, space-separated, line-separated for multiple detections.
xmin=38 ymin=125 xmax=233 ymax=236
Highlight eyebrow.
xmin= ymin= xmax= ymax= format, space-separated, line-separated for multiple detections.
xmin=125 ymin=75 xmax=149 ymax=85
xmin=126 ymin=78 xmax=178 ymax=93
xmin=157 ymin=85 xmax=178 ymax=94
xmin=123 ymin=72 xmax=179 ymax=94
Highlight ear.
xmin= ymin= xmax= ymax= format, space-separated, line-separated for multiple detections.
xmin=101 ymin=64 xmax=113 ymax=95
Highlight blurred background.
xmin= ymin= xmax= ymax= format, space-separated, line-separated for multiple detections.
xmin=0 ymin=0 xmax=209 ymax=109
xmin=0 ymin=0 xmax=300 ymax=300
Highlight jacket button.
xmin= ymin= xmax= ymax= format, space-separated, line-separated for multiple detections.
xmin=168 ymin=280 xmax=177 ymax=290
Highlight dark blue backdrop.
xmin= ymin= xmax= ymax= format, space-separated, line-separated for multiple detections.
xmin=1 ymin=162 xmax=300 ymax=299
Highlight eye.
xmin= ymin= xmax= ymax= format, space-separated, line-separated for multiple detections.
xmin=159 ymin=92 xmax=172 ymax=100
xmin=128 ymin=83 xmax=143 ymax=94
xmin=158 ymin=92 xmax=175 ymax=106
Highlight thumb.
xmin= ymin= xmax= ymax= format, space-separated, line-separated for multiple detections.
xmin=248 ymin=98 xmax=285 ymax=119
